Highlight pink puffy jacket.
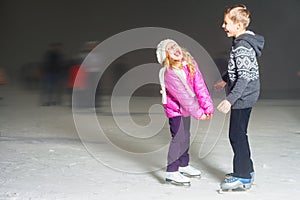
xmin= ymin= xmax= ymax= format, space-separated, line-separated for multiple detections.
xmin=163 ymin=62 xmax=214 ymax=119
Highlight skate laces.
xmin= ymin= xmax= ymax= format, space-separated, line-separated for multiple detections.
xmin=225 ymin=177 xmax=251 ymax=184
xmin=179 ymin=165 xmax=200 ymax=175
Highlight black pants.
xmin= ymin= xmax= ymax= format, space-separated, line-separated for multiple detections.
xmin=229 ymin=108 xmax=254 ymax=179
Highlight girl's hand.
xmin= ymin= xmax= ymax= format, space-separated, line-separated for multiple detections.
xmin=205 ymin=114 xmax=213 ymax=120
xmin=200 ymin=114 xmax=207 ymax=120
xmin=200 ymin=114 xmax=213 ymax=120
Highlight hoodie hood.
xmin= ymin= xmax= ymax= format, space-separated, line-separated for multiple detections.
xmin=234 ymin=30 xmax=265 ymax=57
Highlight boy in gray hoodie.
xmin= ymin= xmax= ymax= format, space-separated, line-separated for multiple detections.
xmin=215 ymin=4 xmax=265 ymax=191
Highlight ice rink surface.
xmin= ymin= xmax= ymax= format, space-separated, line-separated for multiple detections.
xmin=0 ymin=87 xmax=299 ymax=200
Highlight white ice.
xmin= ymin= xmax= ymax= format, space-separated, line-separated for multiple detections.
xmin=0 ymin=87 xmax=300 ymax=200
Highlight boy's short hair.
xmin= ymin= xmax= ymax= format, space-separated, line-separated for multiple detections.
xmin=224 ymin=4 xmax=251 ymax=28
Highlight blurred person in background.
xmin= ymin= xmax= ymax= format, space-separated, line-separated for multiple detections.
xmin=72 ymin=41 xmax=103 ymax=109
xmin=40 ymin=42 xmax=65 ymax=106
xmin=0 ymin=68 xmax=8 ymax=85
xmin=0 ymin=68 xmax=8 ymax=100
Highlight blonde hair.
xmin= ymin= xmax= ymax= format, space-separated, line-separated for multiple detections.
xmin=224 ymin=4 xmax=251 ymax=28
xmin=164 ymin=48 xmax=196 ymax=81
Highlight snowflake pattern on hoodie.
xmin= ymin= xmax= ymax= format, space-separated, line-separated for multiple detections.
xmin=228 ymin=45 xmax=259 ymax=82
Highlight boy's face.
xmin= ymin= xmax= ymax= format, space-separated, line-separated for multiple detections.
xmin=222 ymin=14 xmax=240 ymax=38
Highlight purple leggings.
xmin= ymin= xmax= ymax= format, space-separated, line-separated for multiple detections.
xmin=167 ymin=116 xmax=191 ymax=172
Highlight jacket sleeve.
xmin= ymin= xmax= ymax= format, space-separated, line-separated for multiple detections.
xmin=193 ymin=62 xmax=214 ymax=114
xmin=165 ymin=69 xmax=204 ymax=120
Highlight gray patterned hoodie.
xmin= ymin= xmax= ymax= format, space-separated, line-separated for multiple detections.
xmin=226 ymin=30 xmax=265 ymax=109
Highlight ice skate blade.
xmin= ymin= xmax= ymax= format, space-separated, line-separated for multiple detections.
xmin=180 ymin=172 xmax=201 ymax=178
xmin=218 ymin=184 xmax=251 ymax=193
xmin=165 ymin=179 xmax=191 ymax=187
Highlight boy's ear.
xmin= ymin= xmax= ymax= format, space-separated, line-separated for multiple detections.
xmin=237 ymin=22 xmax=245 ymax=31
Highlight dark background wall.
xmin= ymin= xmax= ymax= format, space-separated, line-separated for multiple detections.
xmin=1 ymin=0 xmax=299 ymax=98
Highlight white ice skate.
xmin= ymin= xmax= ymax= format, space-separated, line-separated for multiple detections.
xmin=219 ymin=176 xmax=252 ymax=193
xmin=179 ymin=165 xmax=201 ymax=177
xmin=165 ymin=171 xmax=191 ymax=186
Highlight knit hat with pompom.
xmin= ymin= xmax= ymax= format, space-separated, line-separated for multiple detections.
xmin=156 ymin=39 xmax=175 ymax=65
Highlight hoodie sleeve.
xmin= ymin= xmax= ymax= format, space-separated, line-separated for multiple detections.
xmin=193 ymin=62 xmax=214 ymax=115
xmin=165 ymin=69 xmax=205 ymax=120
xmin=226 ymin=76 xmax=249 ymax=105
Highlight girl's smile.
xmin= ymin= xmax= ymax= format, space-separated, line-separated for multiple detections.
xmin=166 ymin=41 xmax=183 ymax=61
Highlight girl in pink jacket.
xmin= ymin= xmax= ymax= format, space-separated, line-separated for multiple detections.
xmin=156 ymin=39 xmax=214 ymax=186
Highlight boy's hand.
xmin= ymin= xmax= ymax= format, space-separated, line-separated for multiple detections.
xmin=217 ymin=100 xmax=231 ymax=114
xmin=214 ymin=80 xmax=227 ymax=91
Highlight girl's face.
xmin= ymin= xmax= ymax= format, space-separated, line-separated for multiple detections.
xmin=222 ymin=14 xmax=240 ymax=38
xmin=166 ymin=41 xmax=183 ymax=61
